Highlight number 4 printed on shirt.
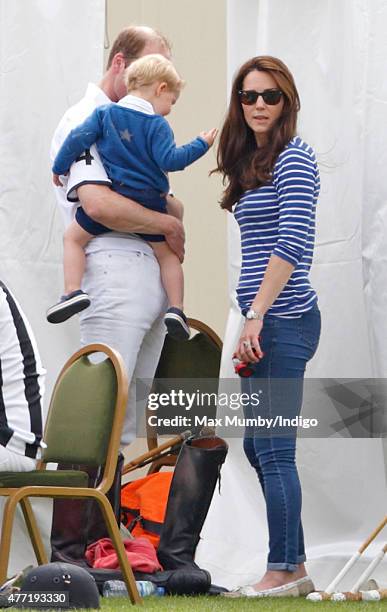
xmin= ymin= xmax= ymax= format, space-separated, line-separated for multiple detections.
xmin=76 ymin=149 xmax=94 ymax=165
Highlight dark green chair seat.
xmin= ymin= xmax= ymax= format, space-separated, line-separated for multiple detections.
xmin=0 ymin=470 xmax=89 ymax=488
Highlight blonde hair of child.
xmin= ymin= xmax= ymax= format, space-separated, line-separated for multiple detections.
xmin=126 ymin=54 xmax=184 ymax=94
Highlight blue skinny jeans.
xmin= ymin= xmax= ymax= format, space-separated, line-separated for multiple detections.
xmin=241 ymin=303 xmax=321 ymax=571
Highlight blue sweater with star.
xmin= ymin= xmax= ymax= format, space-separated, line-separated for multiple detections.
xmin=52 ymin=102 xmax=209 ymax=195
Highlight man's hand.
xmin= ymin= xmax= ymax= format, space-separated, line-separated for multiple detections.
xmin=163 ymin=215 xmax=185 ymax=262
xmin=78 ymin=184 xmax=185 ymax=261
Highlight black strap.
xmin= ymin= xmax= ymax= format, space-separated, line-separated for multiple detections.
xmin=121 ymin=506 xmax=163 ymax=536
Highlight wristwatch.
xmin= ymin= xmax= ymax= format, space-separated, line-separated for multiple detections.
xmin=246 ymin=309 xmax=264 ymax=321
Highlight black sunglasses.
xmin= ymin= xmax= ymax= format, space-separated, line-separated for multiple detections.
xmin=238 ymin=89 xmax=283 ymax=106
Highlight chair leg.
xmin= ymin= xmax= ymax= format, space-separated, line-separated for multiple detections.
xmin=93 ymin=492 xmax=141 ymax=605
xmin=19 ymin=498 xmax=48 ymax=566
xmin=0 ymin=495 xmax=19 ymax=584
xmin=86 ymin=453 xmax=124 ymax=547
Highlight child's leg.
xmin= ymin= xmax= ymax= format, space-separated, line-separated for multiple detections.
xmin=166 ymin=195 xmax=184 ymax=221
xmin=151 ymin=241 xmax=190 ymax=340
xmin=63 ymin=220 xmax=94 ymax=294
xmin=152 ymin=241 xmax=184 ymax=309
xmin=46 ymin=220 xmax=94 ymax=324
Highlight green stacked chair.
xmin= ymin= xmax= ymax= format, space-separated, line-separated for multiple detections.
xmin=145 ymin=319 xmax=223 ymax=473
xmin=0 ymin=343 xmax=141 ymax=605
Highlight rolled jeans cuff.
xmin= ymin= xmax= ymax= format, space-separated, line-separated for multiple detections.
xmin=267 ymin=561 xmax=300 ymax=572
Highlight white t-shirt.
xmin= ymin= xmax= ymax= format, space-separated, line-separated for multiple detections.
xmin=0 ymin=282 xmax=46 ymax=458
xmin=50 ymin=83 xmax=154 ymax=256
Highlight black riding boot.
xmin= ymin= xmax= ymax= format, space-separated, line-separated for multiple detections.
xmin=86 ymin=453 xmax=124 ymax=547
xmin=157 ymin=436 xmax=228 ymax=570
xmin=50 ymin=454 xmax=124 ymax=565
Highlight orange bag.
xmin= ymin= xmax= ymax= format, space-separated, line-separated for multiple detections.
xmin=121 ymin=471 xmax=173 ymax=548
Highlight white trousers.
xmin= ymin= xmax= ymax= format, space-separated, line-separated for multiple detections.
xmin=0 ymin=446 xmax=53 ymax=576
xmin=80 ymin=246 xmax=167 ymax=447
xmin=0 ymin=445 xmax=37 ymax=471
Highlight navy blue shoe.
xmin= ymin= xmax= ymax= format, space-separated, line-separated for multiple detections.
xmin=46 ymin=290 xmax=90 ymax=324
xmin=164 ymin=307 xmax=190 ymax=340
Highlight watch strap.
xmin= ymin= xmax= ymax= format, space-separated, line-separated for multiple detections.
xmin=246 ymin=309 xmax=264 ymax=321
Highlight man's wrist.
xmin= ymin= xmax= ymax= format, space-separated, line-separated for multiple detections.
xmin=162 ymin=214 xmax=181 ymax=236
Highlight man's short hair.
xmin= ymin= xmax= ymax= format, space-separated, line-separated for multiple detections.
xmin=126 ymin=54 xmax=183 ymax=93
xmin=106 ymin=26 xmax=171 ymax=69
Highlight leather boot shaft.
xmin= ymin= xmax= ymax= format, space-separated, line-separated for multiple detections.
xmin=157 ymin=436 xmax=228 ymax=570
xmin=86 ymin=453 xmax=124 ymax=546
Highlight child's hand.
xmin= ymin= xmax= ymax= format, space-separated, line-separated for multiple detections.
xmin=200 ymin=128 xmax=218 ymax=148
xmin=52 ymin=173 xmax=66 ymax=187
xmin=52 ymin=172 xmax=68 ymax=187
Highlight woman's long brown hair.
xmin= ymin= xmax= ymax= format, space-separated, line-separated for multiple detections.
xmin=213 ymin=56 xmax=300 ymax=211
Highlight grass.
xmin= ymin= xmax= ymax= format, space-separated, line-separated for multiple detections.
xmin=10 ymin=595 xmax=386 ymax=611
xmin=98 ymin=594 xmax=387 ymax=611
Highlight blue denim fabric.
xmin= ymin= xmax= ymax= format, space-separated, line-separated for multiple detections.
xmin=241 ymin=303 xmax=321 ymax=571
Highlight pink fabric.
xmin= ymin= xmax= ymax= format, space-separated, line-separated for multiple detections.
xmin=86 ymin=537 xmax=162 ymax=573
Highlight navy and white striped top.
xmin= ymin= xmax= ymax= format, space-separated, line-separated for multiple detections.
xmin=234 ymin=137 xmax=319 ymax=317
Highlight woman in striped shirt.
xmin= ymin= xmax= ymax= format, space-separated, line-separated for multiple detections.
xmin=215 ymin=57 xmax=321 ymax=598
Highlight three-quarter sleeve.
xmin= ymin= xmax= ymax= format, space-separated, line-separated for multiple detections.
xmin=272 ymin=147 xmax=319 ymax=266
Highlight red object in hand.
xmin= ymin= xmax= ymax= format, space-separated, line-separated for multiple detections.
xmin=232 ymin=349 xmax=260 ymax=378
xmin=233 ymin=357 xmax=255 ymax=377
xmin=232 ymin=339 xmax=264 ymax=377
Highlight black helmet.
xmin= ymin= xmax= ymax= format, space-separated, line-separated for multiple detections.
xmin=17 ymin=563 xmax=100 ymax=609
